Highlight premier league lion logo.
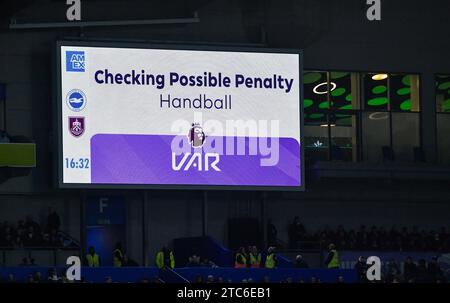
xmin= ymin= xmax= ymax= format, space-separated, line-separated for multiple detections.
xmin=188 ymin=123 xmax=206 ymax=148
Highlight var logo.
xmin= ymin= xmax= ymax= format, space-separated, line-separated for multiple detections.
xmin=66 ymin=51 xmax=85 ymax=72
xmin=172 ymin=153 xmax=221 ymax=171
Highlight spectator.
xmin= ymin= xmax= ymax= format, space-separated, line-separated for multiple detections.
xmin=206 ymin=275 xmax=215 ymax=283
xmin=265 ymin=246 xmax=277 ymax=269
xmin=26 ymin=274 xmax=34 ymax=283
xmin=195 ymin=275 xmax=204 ymax=283
xmin=19 ymin=257 xmax=29 ymax=266
xmin=415 ymin=259 xmax=430 ymax=283
xmin=155 ymin=246 xmax=175 ymax=269
xmin=201 ymin=258 xmax=218 ymax=268
xmin=234 ymin=247 xmax=247 ymax=268
xmin=46 ymin=208 xmax=61 ymax=234
xmin=347 ymin=229 xmax=357 ymax=250
xmin=85 ymin=246 xmax=100 ymax=267
xmin=288 ymin=216 xmax=306 ymax=248
xmin=294 ymin=254 xmax=309 ymax=268
xmin=430 ymin=231 xmax=442 ymax=251
xmin=7 ymin=274 xmax=15 ymax=283
xmin=439 ymin=227 xmax=449 ymax=251
xmin=34 ymin=272 xmax=42 ymax=283
xmin=337 ymin=276 xmax=345 ymax=283
xmin=49 ymin=229 xmax=62 ymax=247
xmin=357 ymin=225 xmax=369 ymax=250
xmin=249 ymin=246 xmax=262 ymax=268
xmin=0 ymin=129 xmax=10 ymax=143
xmin=42 ymin=233 xmax=51 ymax=247
xmin=0 ymin=214 xmax=74 ymax=250
xmin=324 ymin=243 xmax=340 ymax=269
xmin=267 ymin=219 xmax=277 ymax=247
xmin=428 ymin=256 xmax=444 ymax=282
xmin=47 ymin=269 xmax=59 ymax=282
xmin=354 ymin=256 xmax=367 ymax=282
xmin=200 ymin=257 xmax=212 ymax=267
xmin=385 ymin=258 xmax=401 ymax=283
xmin=113 ymin=242 xmax=124 ymax=267
xmin=287 ymin=224 xmax=450 ymax=251
xmin=187 ymin=254 xmax=201 ymax=267
xmin=24 ymin=216 xmax=41 ymax=235
xmin=23 ymin=226 xmax=40 ymax=247
xmin=403 ymin=257 xmax=417 ymax=282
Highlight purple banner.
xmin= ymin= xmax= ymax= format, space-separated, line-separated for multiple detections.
xmin=90 ymin=134 xmax=301 ymax=187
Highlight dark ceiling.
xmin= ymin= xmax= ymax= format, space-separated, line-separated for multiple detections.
xmin=0 ymin=0 xmax=211 ymax=24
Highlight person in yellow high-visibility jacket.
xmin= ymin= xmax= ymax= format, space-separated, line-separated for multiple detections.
xmin=265 ymin=246 xmax=277 ymax=269
xmin=234 ymin=247 xmax=247 ymax=268
xmin=113 ymin=242 xmax=124 ymax=267
xmin=325 ymin=243 xmax=340 ymax=269
xmin=85 ymin=246 xmax=100 ymax=267
xmin=155 ymin=246 xmax=175 ymax=269
xmin=249 ymin=246 xmax=262 ymax=268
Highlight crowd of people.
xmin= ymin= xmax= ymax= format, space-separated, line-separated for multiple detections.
xmin=233 ymin=246 xmax=278 ymax=269
xmin=0 ymin=209 xmax=64 ymax=248
xmin=2 ymin=242 xmax=448 ymax=283
xmin=0 ymin=270 xmax=163 ymax=284
xmin=192 ymin=275 xmax=345 ymax=283
xmin=287 ymin=216 xmax=450 ymax=251
xmin=186 ymin=254 xmax=218 ymax=268
xmin=354 ymin=255 xmax=447 ymax=283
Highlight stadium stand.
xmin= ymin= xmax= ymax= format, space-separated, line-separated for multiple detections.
xmin=1 ymin=232 xmax=448 ymax=283
xmin=287 ymin=218 xmax=450 ymax=252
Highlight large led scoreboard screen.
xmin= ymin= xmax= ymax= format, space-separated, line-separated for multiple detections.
xmin=56 ymin=41 xmax=304 ymax=190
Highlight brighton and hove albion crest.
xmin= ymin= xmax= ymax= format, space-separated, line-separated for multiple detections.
xmin=188 ymin=123 xmax=206 ymax=148
xmin=69 ymin=117 xmax=85 ymax=137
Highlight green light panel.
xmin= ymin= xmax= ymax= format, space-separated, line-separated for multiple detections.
xmin=304 ymin=72 xmax=322 ymax=84
xmin=304 ymin=99 xmax=313 ymax=108
xmin=367 ymin=97 xmax=388 ymax=106
xmin=372 ymin=85 xmax=387 ymax=94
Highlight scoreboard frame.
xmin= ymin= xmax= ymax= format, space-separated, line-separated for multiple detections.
xmin=55 ymin=40 xmax=304 ymax=191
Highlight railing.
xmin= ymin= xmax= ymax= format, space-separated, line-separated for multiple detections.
xmin=57 ymin=230 xmax=80 ymax=248
xmin=159 ymin=267 xmax=189 ymax=283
